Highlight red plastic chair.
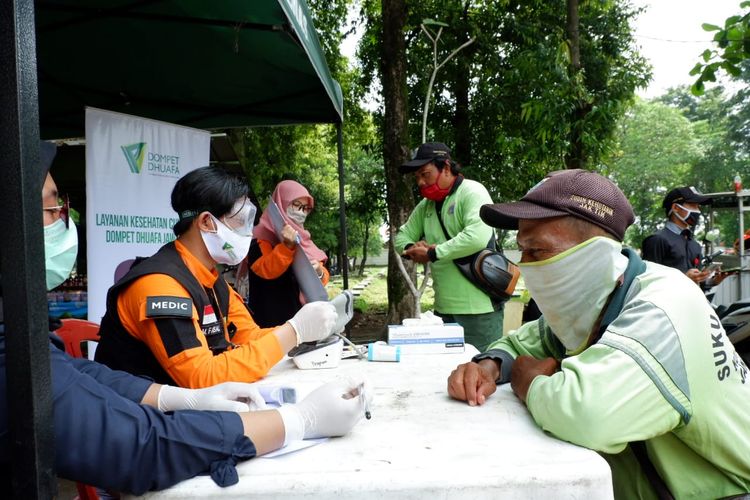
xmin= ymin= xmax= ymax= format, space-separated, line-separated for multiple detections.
xmin=56 ymin=319 xmax=100 ymax=359
xmin=55 ymin=319 xmax=101 ymax=500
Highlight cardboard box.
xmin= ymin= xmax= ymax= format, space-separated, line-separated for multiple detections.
xmin=387 ymin=323 xmax=465 ymax=354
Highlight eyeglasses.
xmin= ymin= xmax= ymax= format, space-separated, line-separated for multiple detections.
xmin=43 ymin=193 xmax=70 ymax=229
xmin=291 ymin=200 xmax=313 ymax=213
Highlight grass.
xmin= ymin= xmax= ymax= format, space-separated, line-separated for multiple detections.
xmin=328 ymin=266 xmax=435 ymax=313
xmin=328 ymin=265 xmax=529 ymax=314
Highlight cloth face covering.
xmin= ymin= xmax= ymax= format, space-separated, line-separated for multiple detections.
xmin=419 ymin=170 xmax=455 ymax=202
xmin=518 ymin=237 xmax=628 ymax=354
xmin=286 ymin=206 xmax=308 ymax=226
xmin=202 ymin=214 xmax=252 ymax=266
xmin=44 ymin=218 xmax=78 ymax=290
xmin=672 ymin=203 xmax=701 ymax=228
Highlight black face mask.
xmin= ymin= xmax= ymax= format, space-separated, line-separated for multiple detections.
xmin=674 ymin=204 xmax=701 ymax=227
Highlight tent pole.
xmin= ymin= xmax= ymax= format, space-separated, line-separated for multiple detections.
xmin=336 ymin=122 xmax=349 ymax=290
xmin=0 ymin=0 xmax=56 ymax=497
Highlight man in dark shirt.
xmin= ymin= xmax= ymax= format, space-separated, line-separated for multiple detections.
xmin=642 ymin=186 xmax=728 ymax=287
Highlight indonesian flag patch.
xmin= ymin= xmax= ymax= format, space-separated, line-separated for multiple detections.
xmin=203 ymin=304 xmax=217 ymax=325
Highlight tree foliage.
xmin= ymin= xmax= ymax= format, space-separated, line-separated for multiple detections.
xmin=359 ymin=0 xmax=651 ymax=203
xmin=223 ymin=0 xmax=386 ymax=278
xmin=691 ymin=2 xmax=750 ymax=95
xmin=603 ymin=99 xmax=703 ymax=248
xmin=607 ymin=84 xmax=750 ymax=251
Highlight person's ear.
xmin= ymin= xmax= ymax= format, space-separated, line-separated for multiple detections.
xmin=196 ymin=212 xmax=216 ymax=232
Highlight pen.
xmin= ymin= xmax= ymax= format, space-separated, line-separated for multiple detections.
xmin=359 ymin=383 xmax=371 ymax=420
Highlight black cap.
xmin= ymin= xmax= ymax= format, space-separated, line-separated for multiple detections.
xmin=662 ymin=187 xmax=711 ymax=215
xmin=400 ymin=142 xmax=452 ymax=173
xmin=479 ymin=169 xmax=635 ymax=242
xmin=40 ymin=141 xmax=57 ymax=181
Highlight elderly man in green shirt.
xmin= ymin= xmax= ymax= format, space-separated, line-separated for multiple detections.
xmin=394 ymin=142 xmax=503 ymax=351
xmin=448 ymin=169 xmax=750 ymax=499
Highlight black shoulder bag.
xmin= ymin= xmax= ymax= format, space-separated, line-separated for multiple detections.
xmin=434 ymin=205 xmax=520 ymax=303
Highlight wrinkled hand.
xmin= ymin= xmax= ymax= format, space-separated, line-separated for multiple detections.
xmin=402 ymin=241 xmax=435 ymax=264
xmin=277 ymin=376 xmax=372 ymax=442
xmin=686 ymin=268 xmax=711 ymax=285
xmin=287 ymin=301 xmax=337 ymax=344
xmin=510 ymin=356 xmax=560 ymax=403
xmin=447 ymin=360 xmax=499 ymax=406
xmin=158 ymin=382 xmax=268 ymax=413
xmin=282 ymin=224 xmax=298 ymax=249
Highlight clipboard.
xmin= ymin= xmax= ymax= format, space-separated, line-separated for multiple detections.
xmin=266 ymin=198 xmax=329 ymax=302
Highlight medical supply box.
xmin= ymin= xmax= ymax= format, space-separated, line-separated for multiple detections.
xmin=387 ymin=323 xmax=465 ymax=354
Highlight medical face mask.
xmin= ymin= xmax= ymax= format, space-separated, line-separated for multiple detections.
xmin=518 ymin=237 xmax=628 ymax=355
xmin=201 ymin=214 xmax=252 ymax=266
xmin=44 ymin=218 xmax=78 ymax=290
xmin=419 ymin=169 xmax=455 ymax=202
xmin=286 ymin=206 xmax=308 ymax=225
xmin=672 ymin=204 xmax=701 ymax=227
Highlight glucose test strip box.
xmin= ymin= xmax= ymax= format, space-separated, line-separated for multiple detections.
xmin=387 ymin=323 xmax=465 ymax=354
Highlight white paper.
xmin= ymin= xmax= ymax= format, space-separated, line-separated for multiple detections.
xmin=261 ymin=438 xmax=327 ymax=458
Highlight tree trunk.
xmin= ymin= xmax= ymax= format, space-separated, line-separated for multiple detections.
xmin=358 ymin=218 xmax=370 ymax=277
xmin=564 ymin=0 xmax=587 ymax=169
xmin=381 ymin=0 xmax=416 ymax=323
xmin=453 ymin=2 xmax=472 ymax=166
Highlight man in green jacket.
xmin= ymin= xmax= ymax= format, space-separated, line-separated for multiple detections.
xmin=394 ymin=142 xmax=503 ymax=351
xmin=447 ymin=169 xmax=750 ymax=498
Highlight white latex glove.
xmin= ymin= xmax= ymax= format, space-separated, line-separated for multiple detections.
xmin=287 ymin=301 xmax=337 ymax=345
xmin=157 ymin=382 xmax=268 ymax=413
xmin=277 ymin=375 xmax=372 ymax=444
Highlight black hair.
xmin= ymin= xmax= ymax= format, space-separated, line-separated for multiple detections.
xmin=171 ymin=166 xmax=249 ymax=236
xmin=434 ymin=158 xmax=461 ymax=176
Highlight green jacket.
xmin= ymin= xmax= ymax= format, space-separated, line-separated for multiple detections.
xmin=394 ymin=177 xmax=494 ymax=314
xmin=483 ymin=251 xmax=750 ymax=499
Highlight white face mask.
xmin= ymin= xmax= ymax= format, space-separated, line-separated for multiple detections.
xmin=286 ymin=206 xmax=308 ymax=225
xmin=519 ymin=237 xmax=628 ymax=354
xmin=200 ymin=214 xmax=252 ymax=266
xmin=44 ymin=218 xmax=78 ymax=290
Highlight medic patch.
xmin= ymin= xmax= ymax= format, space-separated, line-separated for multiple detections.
xmin=146 ymin=296 xmax=193 ymax=318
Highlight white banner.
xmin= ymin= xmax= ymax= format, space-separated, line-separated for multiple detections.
xmin=85 ymin=107 xmax=210 ymax=324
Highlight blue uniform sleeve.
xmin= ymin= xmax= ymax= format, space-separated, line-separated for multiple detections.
xmin=65 ymin=352 xmax=153 ymax=402
xmin=1 ymin=337 xmax=257 ymax=495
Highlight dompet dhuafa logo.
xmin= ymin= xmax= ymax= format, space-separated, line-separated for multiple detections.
xmin=121 ymin=142 xmax=146 ymax=174
xmin=121 ymin=142 xmax=182 ymax=177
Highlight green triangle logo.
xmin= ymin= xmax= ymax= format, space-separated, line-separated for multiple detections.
xmin=121 ymin=142 xmax=147 ymax=174
xmin=222 ymin=242 xmax=234 ymax=251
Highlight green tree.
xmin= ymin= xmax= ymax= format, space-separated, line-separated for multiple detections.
xmin=347 ymin=148 xmax=387 ymax=275
xmin=358 ymin=0 xmax=650 ymax=319
xmin=691 ymin=2 xmax=750 ymax=95
xmin=603 ymin=99 xmax=703 ymax=248
xmin=657 ymin=84 xmax=748 ymax=248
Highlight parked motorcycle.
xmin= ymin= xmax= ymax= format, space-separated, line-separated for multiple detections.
xmin=703 ymin=250 xmax=750 ymax=365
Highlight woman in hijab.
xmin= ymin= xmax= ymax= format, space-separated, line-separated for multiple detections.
xmin=247 ymin=180 xmax=329 ymax=327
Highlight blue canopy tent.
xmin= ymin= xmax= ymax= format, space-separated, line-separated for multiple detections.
xmin=0 ymin=1 xmax=349 ymax=496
